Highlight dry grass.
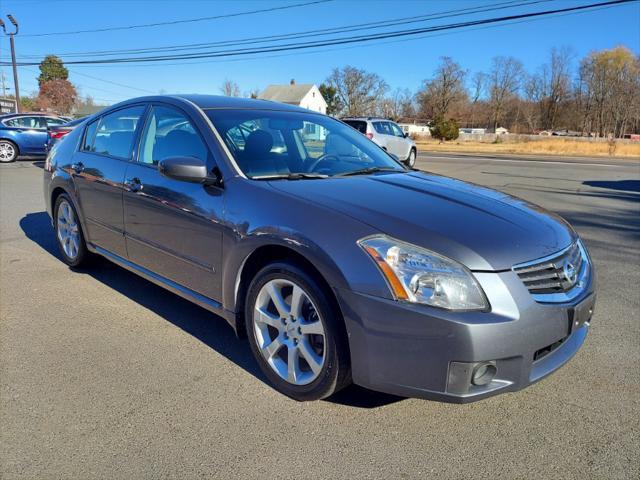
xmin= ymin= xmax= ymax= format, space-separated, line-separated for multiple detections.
xmin=415 ymin=138 xmax=640 ymax=158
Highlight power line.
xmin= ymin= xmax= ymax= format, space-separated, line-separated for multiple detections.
xmin=3 ymin=0 xmax=635 ymax=66
xmin=33 ymin=2 xmax=628 ymax=72
xmin=18 ymin=0 xmax=334 ymax=37
xmin=10 ymin=63 xmax=153 ymax=98
xmin=68 ymin=69 xmax=155 ymax=94
xmin=13 ymin=0 xmax=548 ymax=59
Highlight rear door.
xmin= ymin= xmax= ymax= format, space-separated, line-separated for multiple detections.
xmin=71 ymin=105 xmax=147 ymax=257
xmin=122 ymin=103 xmax=223 ymax=301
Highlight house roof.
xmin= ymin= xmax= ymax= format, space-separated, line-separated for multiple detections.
xmin=258 ymin=84 xmax=316 ymax=104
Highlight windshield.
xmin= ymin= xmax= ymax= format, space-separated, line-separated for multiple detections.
xmin=205 ymin=109 xmax=406 ymax=179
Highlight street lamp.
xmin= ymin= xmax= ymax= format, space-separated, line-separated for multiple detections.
xmin=1 ymin=14 xmax=20 ymax=112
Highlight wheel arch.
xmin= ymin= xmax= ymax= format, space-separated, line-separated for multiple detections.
xmin=49 ymin=185 xmax=90 ymax=246
xmin=232 ymin=243 xmax=346 ymax=340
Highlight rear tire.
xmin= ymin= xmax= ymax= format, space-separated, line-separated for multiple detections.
xmin=245 ymin=261 xmax=351 ymax=401
xmin=54 ymin=194 xmax=90 ymax=267
xmin=0 ymin=140 xmax=18 ymax=163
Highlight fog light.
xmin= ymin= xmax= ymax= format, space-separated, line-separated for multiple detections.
xmin=471 ymin=362 xmax=497 ymax=386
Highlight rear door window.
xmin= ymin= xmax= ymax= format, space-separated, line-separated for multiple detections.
xmin=82 ymin=120 xmax=99 ymax=152
xmin=86 ymin=106 xmax=145 ymax=159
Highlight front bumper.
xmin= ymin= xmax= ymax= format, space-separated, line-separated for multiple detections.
xmin=336 ymin=268 xmax=595 ymax=403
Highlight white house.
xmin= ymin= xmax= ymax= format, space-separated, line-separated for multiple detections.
xmin=399 ymin=122 xmax=431 ymax=137
xmin=258 ymin=80 xmax=327 ymax=114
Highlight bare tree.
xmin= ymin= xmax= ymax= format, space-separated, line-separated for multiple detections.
xmin=469 ymin=71 xmax=486 ymax=127
xmin=220 ymin=79 xmax=241 ymax=97
xmin=578 ymin=46 xmax=640 ymax=137
xmin=379 ymin=87 xmax=414 ymax=120
xmin=522 ymin=73 xmax=543 ymax=132
xmin=536 ymin=47 xmax=573 ymax=130
xmin=326 ymin=65 xmax=388 ymax=116
xmin=488 ymin=56 xmax=523 ymax=129
xmin=417 ymin=57 xmax=467 ymax=120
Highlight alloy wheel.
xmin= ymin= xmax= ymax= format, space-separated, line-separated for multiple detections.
xmin=252 ymin=279 xmax=326 ymax=386
xmin=57 ymin=200 xmax=81 ymax=260
xmin=0 ymin=142 xmax=16 ymax=162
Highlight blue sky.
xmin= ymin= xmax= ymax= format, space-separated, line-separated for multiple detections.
xmin=0 ymin=0 xmax=638 ymax=104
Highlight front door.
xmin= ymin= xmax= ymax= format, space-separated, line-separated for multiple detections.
xmin=387 ymin=122 xmax=410 ymax=159
xmin=123 ymin=104 xmax=223 ymax=301
xmin=71 ymin=105 xmax=146 ymax=257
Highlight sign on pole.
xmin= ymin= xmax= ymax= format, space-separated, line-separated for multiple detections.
xmin=0 ymin=97 xmax=18 ymax=114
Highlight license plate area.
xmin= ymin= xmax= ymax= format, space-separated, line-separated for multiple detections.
xmin=568 ymin=294 xmax=595 ymax=334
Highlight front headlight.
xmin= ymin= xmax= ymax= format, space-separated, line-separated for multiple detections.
xmin=359 ymin=235 xmax=489 ymax=311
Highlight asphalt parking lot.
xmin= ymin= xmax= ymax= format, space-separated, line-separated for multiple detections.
xmin=1 ymin=155 xmax=639 ymax=479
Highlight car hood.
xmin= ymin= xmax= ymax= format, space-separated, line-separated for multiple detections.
xmin=269 ymin=171 xmax=575 ymax=271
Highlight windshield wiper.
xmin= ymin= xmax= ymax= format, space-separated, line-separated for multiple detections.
xmin=252 ymin=172 xmax=329 ymax=180
xmin=336 ymin=166 xmax=403 ymax=177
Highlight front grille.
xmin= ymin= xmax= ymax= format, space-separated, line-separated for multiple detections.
xmin=513 ymin=242 xmax=584 ymax=294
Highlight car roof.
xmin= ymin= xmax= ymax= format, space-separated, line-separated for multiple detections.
xmin=107 ymin=94 xmax=314 ymax=114
xmin=342 ymin=117 xmax=391 ymax=122
xmin=0 ymin=112 xmax=61 ymax=117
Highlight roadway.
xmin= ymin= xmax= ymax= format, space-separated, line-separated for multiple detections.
xmin=1 ymin=155 xmax=639 ymax=479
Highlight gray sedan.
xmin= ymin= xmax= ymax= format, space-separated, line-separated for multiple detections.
xmin=43 ymin=95 xmax=595 ymax=402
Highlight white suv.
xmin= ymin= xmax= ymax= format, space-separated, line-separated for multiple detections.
xmin=342 ymin=117 xmax=417 ymax=167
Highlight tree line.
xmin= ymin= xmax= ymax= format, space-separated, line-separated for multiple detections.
xmin=16 ymin=46 xmax=639 ymax=138
xmin=318 ymin=46 xmax=639 ymax=138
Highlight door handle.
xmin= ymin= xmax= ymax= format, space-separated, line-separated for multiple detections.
xmin=71 ymin=162 xmax=84 ymax=174
xmin=125 ymin=177 xmax=143 ymax=192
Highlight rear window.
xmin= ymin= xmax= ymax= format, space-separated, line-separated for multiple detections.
xmin=343 ymin=120 xmax=367 ymax=134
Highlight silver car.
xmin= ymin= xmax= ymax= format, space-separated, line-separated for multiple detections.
xmin=342 ymin=117 xmax=417 ymax=167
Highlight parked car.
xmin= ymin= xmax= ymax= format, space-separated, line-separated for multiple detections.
xmin=0 ymin=113 xmax=68 ymax=162
xmin=46 ymin=117 xmax=87 ymax=153
xmin=342 ymin=117 xmax=417 ymax=167
xmin=44 ymin=95 xmax=595 ymax=403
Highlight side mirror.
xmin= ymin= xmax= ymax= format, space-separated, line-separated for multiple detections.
xmin=158 ymin=156 xmax=208 ymax=183
xmin=404 ymin=132 xmax=409 ymax=138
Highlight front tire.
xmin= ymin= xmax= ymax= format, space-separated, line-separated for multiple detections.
xmin=54 ymin=194 xmax=90 ymax=267
xmin=405 ymin=148 xmax=416 ymax=168
xmin=0 ymin=140 xmax=18 ymax=163
xmin=245 ymin=261 xmax=351 ymax=401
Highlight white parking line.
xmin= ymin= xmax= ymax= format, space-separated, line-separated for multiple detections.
xmin=419 ymin=154 xmax=639 ymax=168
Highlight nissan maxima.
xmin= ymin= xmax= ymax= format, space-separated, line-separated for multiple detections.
xmin=43 ymin=95 xmax=596 ymax=402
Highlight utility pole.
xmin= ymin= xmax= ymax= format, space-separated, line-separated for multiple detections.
xmin=0 ymin=15 xmax=20 ymax=112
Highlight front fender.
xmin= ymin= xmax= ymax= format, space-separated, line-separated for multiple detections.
xmin=221 ymin=229 xmax=353 ymax=313
xmin=219 ymin=178 xmax=395 ymax=313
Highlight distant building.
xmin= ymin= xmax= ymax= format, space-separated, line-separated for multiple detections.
xmin=258 ymin=80 xmax=327 ymax=114
xmin=459 ymin=128 xmax=486 ymax=135
xmin=399 ymin=122 xmax=431 ymax=137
